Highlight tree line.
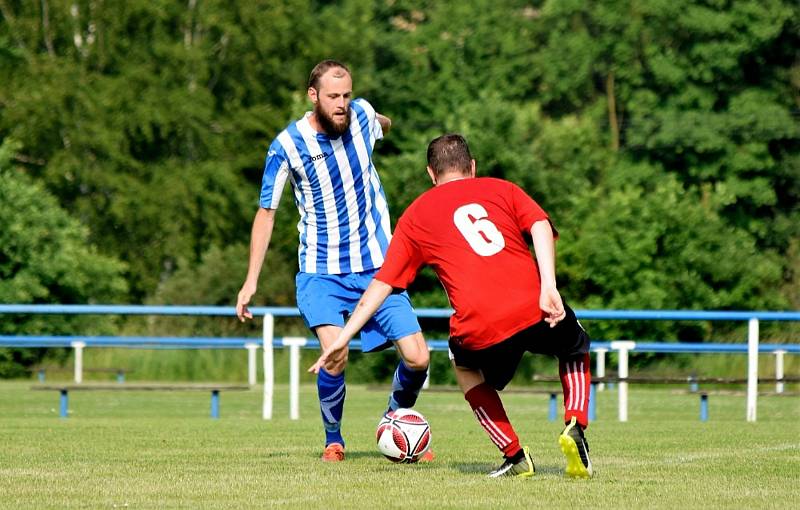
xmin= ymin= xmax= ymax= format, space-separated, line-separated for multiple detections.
xmin=1 ymin=0 xmax=798 ymax=375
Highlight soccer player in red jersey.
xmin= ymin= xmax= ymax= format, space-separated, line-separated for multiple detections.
xmin=310 ymin=133 xmax=593 ymax=478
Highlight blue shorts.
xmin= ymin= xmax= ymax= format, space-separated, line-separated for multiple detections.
xmin=296 ymin=269 xmax=421 ymax=352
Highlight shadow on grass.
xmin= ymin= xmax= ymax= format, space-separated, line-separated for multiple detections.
xmin=454 ymin=462 xmax=493 ymax=474
xmin=340 ymin=449 xmax=385 ymax=460
xmin=307 ymin=449 xmax=386 ymax=461
xmin=528 ymin=465 xmax=564 ymax=476
xmin=454 ymin=462 xmax=564 ymax=476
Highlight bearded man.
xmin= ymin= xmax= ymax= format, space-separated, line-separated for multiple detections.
xmin=236 ymin=60 xmax=431 ymax=462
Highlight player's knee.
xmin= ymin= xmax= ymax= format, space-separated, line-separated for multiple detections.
xmin=403 ymin=351 xmax=429 ymax=371
xmin=324 ymin=355 xmax=348 ymax=375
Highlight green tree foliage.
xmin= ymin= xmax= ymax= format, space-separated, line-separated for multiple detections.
xmin=0 ymin=0 xmax=313 ymax=298
xmin=0 ymin=139 xmax=127 ymax=309
xmin=0 ymin=1 xmax=798 ymax=379
xmin=0 ymin=138 xmax=127 ymax=375
xmin=530 ymin=0 xmax=799 ymax=246
xmin=142 ymin=242 xmax=301 ymax=338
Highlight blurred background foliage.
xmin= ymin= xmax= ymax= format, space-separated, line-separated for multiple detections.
xmin=0 ymin=0 xmax=798 ymax=380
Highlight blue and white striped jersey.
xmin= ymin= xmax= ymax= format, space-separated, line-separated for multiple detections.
xmin=259 ymin=98 xmax=392 ymax=274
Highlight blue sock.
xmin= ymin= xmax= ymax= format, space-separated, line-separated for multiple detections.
xmin=387 ymin=360 xmax=428 ymax=412
xmin=317 ymin=368 xmax=346 ymax=447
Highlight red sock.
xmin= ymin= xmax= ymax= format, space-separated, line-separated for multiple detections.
xmin=464 ymin=383 xmax=521 ymax=458
xmin=559 ymin=353 xmax=591 ymax=429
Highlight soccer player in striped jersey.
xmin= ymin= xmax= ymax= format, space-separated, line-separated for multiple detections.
xmin=310 ymin=134 xmax=594 ymax=478
xmin=236 ymin=60 xmax=431 ymax=462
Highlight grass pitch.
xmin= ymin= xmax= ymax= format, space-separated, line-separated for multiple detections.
xmin=0 ymin=381 xmax=798 ymax=509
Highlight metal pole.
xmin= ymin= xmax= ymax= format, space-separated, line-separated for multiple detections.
xmin=262 ymin=314 xmax=274 ymax=420
xmin=700 ymin=393 xmax=708 ymax=422
xmin=611 ymin=341 xmax=636 ymax=422
xmin=746 ymin=318 xmax=759 ymax=422
xmin=59 ymin=389 xmax=68 ymax=418
xmin=71 ymin=341 xmax=86 ymax=384
xmin=689 ymin=373 xmax=699 ymax=393
xmin=283 ymin=337 xmax=307 ymax=420
xmin=422 ymin=344 xmax=433 ymax=390
xmin=595 ymin=348 xmax=607 ymax=391
xmin=245 ymin=343 xmax=259 ymax=386
xmin=210 ymin=390 xmax=220 ymax=419
xmin=775 ymin=350 xmax=786 ymax=394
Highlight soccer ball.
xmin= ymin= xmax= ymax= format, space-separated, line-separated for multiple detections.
xmin=376 ymin=408 xmax=431 ymax=463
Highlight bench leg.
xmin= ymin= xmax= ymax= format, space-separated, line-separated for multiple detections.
xmin=59 ymin=389 xmax=69 ymax=418
xmin=589 ymin=383 xmax=597 ymax=422
xmin=210 ymin=390 xmax=220 ymax=419
xmin=700 ymin=393 xmax=709 ymax=422
xmin=548 ymin=393 xmax=557 ymax=421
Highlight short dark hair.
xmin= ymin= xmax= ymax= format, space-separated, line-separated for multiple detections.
xmin=426 ymin=134 xmax=473 ymax=176
xmin=308 ymin=59 xmax=351 ymax=89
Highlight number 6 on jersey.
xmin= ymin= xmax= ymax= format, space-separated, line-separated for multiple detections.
xmin=453 ymin=203 xmax=505 ymax=256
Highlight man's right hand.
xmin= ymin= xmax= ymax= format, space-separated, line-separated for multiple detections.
xmin=308 ymin=336 xmax=349 ymax=374
xmin=540 ymin=285 xmax=565 ymax=328
xmin=236 ymin=282 xmax=257 ymax=322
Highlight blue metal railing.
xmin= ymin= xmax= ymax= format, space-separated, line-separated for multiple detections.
xmin=2 ymin=304 xmax=798 ymax=423
xmin=2 ymin=304 xmax=800 ymax=321
xmin=2 ymin=305 xmax=798 ymax=355
xmin=2 ymin=336 xmax=800 ymax=355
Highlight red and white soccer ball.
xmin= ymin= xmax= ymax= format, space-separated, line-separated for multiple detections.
xmin=376 ymin=408 xmax=432 ymax=463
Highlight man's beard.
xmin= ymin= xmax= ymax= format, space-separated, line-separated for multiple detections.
xmin=315 ymin=104 xmax=351 ymax=137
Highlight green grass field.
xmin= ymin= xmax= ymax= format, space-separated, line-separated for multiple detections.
xmin=1 ymin=381 xmax=798 ymax=509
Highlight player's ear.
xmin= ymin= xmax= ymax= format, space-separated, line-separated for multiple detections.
xmin=308 ymin=87 xmax=318 ymax=104
xmin=469 ymin=159 xmax=476 ymax=178
xmin=426 ymin=166 xmax=437 ymax=186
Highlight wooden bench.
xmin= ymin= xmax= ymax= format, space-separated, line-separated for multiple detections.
xmin=31 ymin=365 xmax=133 ymax=383
xmin=31 ymin=383 xmax=250 ymax=419
xmin=531 ymin=374 xmax=799 ymax=422
xmin=532 ymin=375 xmax=800 ymax=384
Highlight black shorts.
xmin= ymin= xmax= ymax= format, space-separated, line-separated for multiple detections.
xmin=449 ymin=304 xmax=590 ymax=391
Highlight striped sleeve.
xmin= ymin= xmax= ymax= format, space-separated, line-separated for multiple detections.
xmin=259 ymin=140 xmax=290 ymax=209
xmin=353 ymin=98 xmax=383 ymax=142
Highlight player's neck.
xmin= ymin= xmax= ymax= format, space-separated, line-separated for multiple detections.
xmin=435 ymin=173 xmax=472 ymax=186
xmin=307 ymin=112 xmax=323 ymax=133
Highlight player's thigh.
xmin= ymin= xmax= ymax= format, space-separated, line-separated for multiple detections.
xmin=393 ymin=332 xmax=429 ymax=371
xmin=525 ymin=304 xmax=590 ymax=359
xmin=449 ymin=340 xmax=523 ymax=391
xmin=316 ymin=325 xmax=345 ymax=350
xmin=295 ymin=272 xmax=351 ymax=331
xmin=361 ymin=290 xmax=421 ymax=353
xmin=315 ymin=325 xmax=349 ymax=374
xmin=450 ymin=358 xmax=485 ymax=394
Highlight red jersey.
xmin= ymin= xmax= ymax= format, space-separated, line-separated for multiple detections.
xmin=376 ymin=177 xmax=554 ymax=350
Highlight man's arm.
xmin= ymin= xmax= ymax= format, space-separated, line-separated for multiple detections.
xmin=531 ymin=219 xmax=565 ymax=327
xmin=236 ymin=207 xmax=277 ymax=322
xmin=308 ymin=279 xmax=394 ymax=373
xmin=377 ymin=113 xmax=392 ymax=135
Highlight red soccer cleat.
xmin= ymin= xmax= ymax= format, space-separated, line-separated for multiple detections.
xmin=321 ymin=443 xmax=345 ymax=462
xmin=418 ymin=449 xmax=435 ymax=463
